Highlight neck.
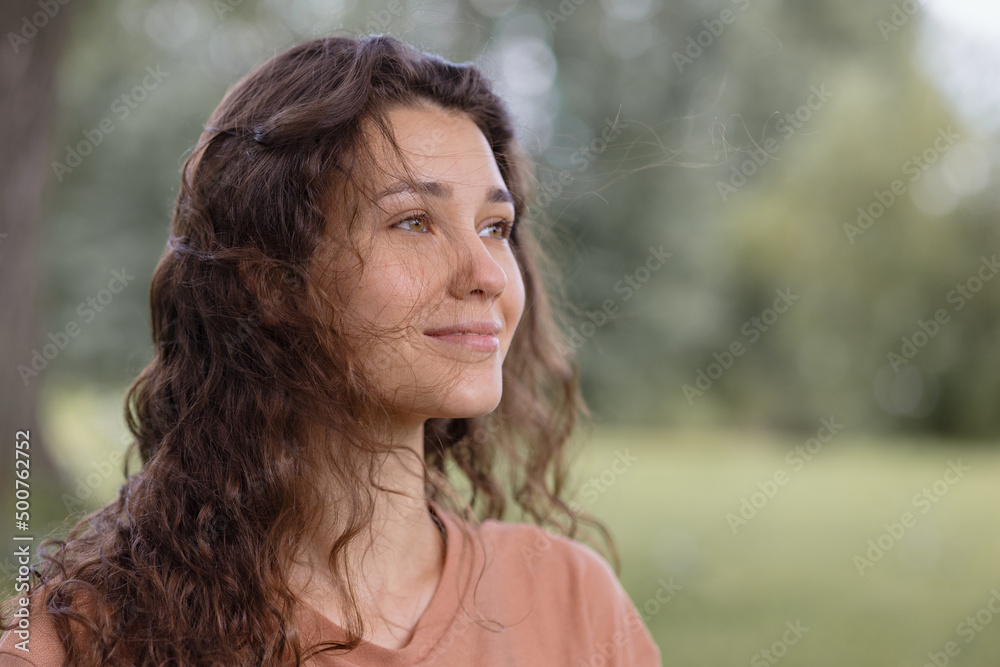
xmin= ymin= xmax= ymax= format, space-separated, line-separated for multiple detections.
xmin=289 ymin=419 xmax=446 ymax=642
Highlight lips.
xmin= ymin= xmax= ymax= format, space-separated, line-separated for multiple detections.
xmin=424 ymin=320 xmax=502 ymax=337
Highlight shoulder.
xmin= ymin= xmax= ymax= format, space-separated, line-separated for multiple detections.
xmin=477 ymin=517 xmax=630 ymax=621
xmin=479 ymin=517 xmax=615 ymax=587
xmin=0 ymin=586 xmax=70 ymax=667
xmin=476 ymin=517 xmax=663 ymax=666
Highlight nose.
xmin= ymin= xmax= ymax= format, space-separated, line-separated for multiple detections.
xmin=444 ymin=224 xmax=509 ymax=301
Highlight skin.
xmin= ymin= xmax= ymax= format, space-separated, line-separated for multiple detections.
xmin=289 ymin=101 xmax=525 ymax=650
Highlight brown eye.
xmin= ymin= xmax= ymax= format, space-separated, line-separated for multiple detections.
xmin=394 ymin=213 xmax=430 ymax=232
xmin=482 ymin=219 xmax=516 ymax=240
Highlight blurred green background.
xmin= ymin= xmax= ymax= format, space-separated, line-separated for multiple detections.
xmin=2 ymin=0 xmax=1000 ymax=664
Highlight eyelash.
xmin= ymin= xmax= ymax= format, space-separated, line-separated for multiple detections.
xmin=393 ymin=213 xmax=517 ymax=240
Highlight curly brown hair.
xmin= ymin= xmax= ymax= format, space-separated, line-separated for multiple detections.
xmin=1 ymin=33 xmax=618 ymax=666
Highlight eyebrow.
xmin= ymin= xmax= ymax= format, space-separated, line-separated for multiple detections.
xmin=374 ymin=180 xmax=515 ymax=206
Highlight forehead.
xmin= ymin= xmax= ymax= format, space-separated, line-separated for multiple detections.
xmin=360 ymin=103 xmax=506 ymax=194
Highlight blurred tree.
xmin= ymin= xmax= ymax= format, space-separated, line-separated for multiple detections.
xmin=0 ymin=0 xmax=81 ymax=578
xmin=20 ymin=0 xmax=1000 ymax=442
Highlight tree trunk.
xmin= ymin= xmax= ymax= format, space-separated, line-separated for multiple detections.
xmin=0 ymin=0 xmax=77 ymax=583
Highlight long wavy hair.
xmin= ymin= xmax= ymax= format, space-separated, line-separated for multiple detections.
xmin=2 ymin=33 xmax=618 ymax=666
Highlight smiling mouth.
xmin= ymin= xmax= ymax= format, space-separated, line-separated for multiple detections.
xmin=425 ymin=332 xmax=500 ymax=352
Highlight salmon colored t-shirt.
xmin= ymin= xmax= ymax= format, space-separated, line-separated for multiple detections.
xmin=0 ymin=500 xmax=662 ymax=666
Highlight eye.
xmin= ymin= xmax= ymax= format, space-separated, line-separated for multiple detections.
xmin=482 ymin=218 xmax=517 ymax=240
xmin=393 ymin=214 xmax=517 ymax=240
xmin=393 ymin=213 xmax=430 ymax=233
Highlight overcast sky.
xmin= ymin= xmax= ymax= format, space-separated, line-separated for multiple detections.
xmin=920 ymin=0 xmax=1000 ymax=134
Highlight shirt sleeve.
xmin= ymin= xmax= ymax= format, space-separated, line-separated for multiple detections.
xmin=0 ymin=590 xmax=71 ymax=667
xmin=570 ymin=539 xmax=664 ymax=667
xmin=0 ymin=634 xmax=47 ymax=666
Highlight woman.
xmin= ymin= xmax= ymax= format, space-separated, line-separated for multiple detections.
xmin=0 ymin=34 xmax=660 ymax=666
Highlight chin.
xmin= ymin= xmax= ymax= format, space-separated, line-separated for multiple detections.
xmin=436 ymin=391 xmax=503 ymax=419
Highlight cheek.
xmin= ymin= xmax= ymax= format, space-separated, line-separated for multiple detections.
xmin=353 ymin=252 xmax=431 ymax=327
xmin=504 ymin=261 xmax=527 ymax=330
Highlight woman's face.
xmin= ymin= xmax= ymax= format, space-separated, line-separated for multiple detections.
xmin=338 ymin=102 xmax=526 ymax=428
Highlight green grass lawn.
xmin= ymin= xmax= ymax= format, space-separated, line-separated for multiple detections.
xmin=10 ymin=385 xmax=1000 ymax=666
xmin=573 ymin=425 xmax=1000 ymax=667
